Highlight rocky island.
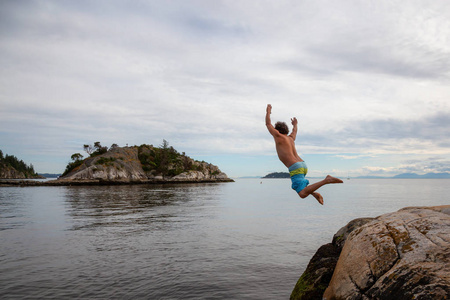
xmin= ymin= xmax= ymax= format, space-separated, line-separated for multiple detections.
xmin=262 ymin=172 xmax=290 ymax=178
xmin=0 ymin=150 xmax=44 ymax=179
xmin=291 ymin=206 xmax=450 ymax=299
xmin=1 ymin=141 xmax=233 ymax=186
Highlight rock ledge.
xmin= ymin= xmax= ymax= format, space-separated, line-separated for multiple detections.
xmin=291 ymin=206 xmax=450 ymax=300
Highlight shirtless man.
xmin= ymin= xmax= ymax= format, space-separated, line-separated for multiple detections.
xmin=265 ymin=104 xmax=343 ymax=205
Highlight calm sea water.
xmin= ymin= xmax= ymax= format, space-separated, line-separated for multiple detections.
xmin=1 ymin=178 xmax=449 ymax=299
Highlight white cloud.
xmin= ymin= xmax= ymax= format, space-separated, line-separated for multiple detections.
xmin=1 ymin=0 xmax=450 ymax=175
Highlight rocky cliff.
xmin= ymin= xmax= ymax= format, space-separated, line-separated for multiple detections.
xmin=0 ymin=159 xmax=44 ymax=179
xmin=59 ymin=146 xmax=232 ymax=183
xmin=291 ymin=206 xmax=450 ymax=300
xmin=0 ymin=165 xmax=29 ymax=179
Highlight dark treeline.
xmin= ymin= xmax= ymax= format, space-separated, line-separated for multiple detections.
xmin=0 ymin=149 xmax=38 ymax=177
xmin=263 ymin=172 xmax=290 ymax=178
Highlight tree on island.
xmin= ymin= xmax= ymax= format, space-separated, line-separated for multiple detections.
xmin=0 ymin=149 xmax=40 ymax=178
xmin=71 ymin=153 xmax=83 ymax=161
xmin=83 ymin=142 xmax=113 ymax=157
xmin=138 ymin=139 xmax=188 ymax=179
xmin=62 ymin=153 xmax=85 ymax=177
xmin=83 ymin=144 xmax=93 ymax=155
xmin=63 ymin=140 xmax=216 ymax=179
xmin=64 ymin=142 xmax=117 ymax=176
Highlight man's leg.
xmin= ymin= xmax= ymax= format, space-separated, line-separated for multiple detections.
xmin=311 ymin=192 xmax=323 ymax=205
xmin=298 ymin=175 xmax=343 ymax=205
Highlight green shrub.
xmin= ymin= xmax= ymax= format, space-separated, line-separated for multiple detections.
xmin=62 ymin=160 xmax=83 ymax=177
xmin=95 ymin=157 xmax=117 ymax=166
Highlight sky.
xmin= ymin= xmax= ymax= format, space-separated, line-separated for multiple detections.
xmin=1 ymin=0 xmax=450 ymax=178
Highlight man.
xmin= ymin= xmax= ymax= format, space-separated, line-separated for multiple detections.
xmin=265 ymin=104 xmax=343 ymax=205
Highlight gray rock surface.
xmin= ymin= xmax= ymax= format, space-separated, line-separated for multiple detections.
xmin=323 ymin=206 xmax=450 ymax=300
xmin=0 ymin=165 xmax=44 ymax=179
xmin=290 ymin=218 xmax=374 ymax=300
xmin=60 ymin=147 xmax=147 ymax=181
xmin=0 ymin=166 xmax=27 ymax=179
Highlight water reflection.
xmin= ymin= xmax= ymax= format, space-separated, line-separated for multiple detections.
xmin=2 ymin=179 xmax=449 ymax=299
xmin=0 ymin=187 xmax=62 ymax=231
xmin=64 ymin=183 xmax=223 ymax=233
xmin=0 ymin=189 xmax=25 ymax=231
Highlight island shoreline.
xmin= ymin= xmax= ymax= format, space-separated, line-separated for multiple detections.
xmin=0 ymin=178 xmax=234 ymax=187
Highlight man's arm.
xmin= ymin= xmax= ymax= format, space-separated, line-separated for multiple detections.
xmin=265 ymin=104 xmax=272 ymax=126
xmin=266 ymin=104 xmax=280 ymax=137
xmin=289 ymin=117 xmax=298 ymax=140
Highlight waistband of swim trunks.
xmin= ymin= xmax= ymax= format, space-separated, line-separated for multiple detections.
xmin=288 ymin=161 xmax=308 ymax=176
xmin=288 ymin=161 xmax=306 ymax=171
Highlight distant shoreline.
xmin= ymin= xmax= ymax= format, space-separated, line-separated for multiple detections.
xmin=0 ymin=178 xmax=234 ymax=187
xmin=254 ymin=177 xmax=450 ymax=179
xmin=257 ymin=172 xmax=450 ymax=180
xmin=243 ymin=176 xmax=450 ymax=180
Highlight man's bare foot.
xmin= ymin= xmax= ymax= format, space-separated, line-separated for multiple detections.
xmin=326 ymin=175 xmax=344 ymax=184
xmin=312 ymin=192 xmax=323 ymax=205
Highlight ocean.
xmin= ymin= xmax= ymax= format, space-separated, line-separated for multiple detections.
xmin=1 ymin=178 xmax=449 ymax=299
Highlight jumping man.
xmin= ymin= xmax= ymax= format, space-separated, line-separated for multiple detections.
xmin=265 ymin=104 xmax=343 ymax=205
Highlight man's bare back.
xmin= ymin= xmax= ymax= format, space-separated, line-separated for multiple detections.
xmin=266 ymin=104 xmax=302 ymax=167
xmin=273 ymin=125 xmax=303 ymax=168
xmin=265 ymin=104 xmax=343 ymax=205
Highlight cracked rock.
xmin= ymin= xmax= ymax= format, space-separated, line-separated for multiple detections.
xmin=290 ymin=218 xmax=374 ymax=300
xmin=323 ymin=206 xmax=450 ymax=300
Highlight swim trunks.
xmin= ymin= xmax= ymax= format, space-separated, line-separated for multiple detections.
xmin=289 ymin=161 xmax=309 ymax=193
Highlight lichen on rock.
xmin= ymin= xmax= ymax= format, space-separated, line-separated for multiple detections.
xmin=322 ymin=206 xmax=450 ymax=300
xmin=291 ymin=206 xmax=450 ymax=300
xmin=290 ymin=218 xmax=374 ymax=300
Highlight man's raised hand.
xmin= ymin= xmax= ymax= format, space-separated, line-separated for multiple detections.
xmin=291 ymin=117 xmax=298 ymax=126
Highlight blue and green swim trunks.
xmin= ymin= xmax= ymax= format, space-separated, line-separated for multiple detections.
xmin=289 ymin=161 xmax=309 ymax=193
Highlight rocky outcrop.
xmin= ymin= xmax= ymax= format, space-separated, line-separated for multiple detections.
xmin=59 ymin=146 xmax=232 ymax=183
xmin=60 ymin=147 xmax=147 ymax=181
xmin=263 ymin=172 xmax=290 ymax=178
xmin=291 ymin=206 xmax=450 ymax=300
xmin=170 ymin=163 xmax=230 ymax=182
xmin=290 ymin=218 xmax=374 ymax=299
xmin=0 ymin=165 xmax=44 ymax=179
xmin=0 ymin=165 xmax=27 ymax=179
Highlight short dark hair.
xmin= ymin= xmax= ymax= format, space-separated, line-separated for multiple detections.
xmin=275 ymin=121 xmax=289 ymax=134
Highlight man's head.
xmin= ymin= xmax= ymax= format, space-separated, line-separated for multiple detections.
xmin=275 ymin=121 xmax=289 ymax=135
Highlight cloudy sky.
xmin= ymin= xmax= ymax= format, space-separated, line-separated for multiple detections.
xmin=1 ymin=0 xmax=450 ymax=178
